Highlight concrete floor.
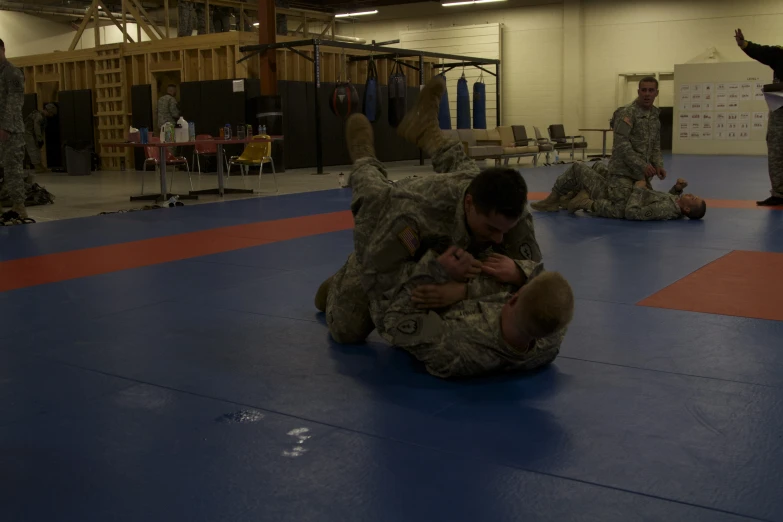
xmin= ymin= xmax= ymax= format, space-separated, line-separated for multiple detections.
xmin=24 ymin=155 xmax=542 ymax=222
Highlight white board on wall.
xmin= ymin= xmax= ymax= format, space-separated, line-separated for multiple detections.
xmin=673 ymin=61 xmax=772 ymax=155
xmin=400 ymin=23 xmax=501 ymax=128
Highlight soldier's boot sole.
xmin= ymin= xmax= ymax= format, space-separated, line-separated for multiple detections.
xmin=397 ymin=75 xmax=447 ymax=155
xmin=757 ymin=196 xmax=783 ymax=206
xmin=314 ymin=276 xmax=333 ymax=312
xmin=10 ymin=204 xmax=28 ymax=219
xmin=567 ymin=190 xmax=593 ymax=214
xmin=346 ymin=114 xmax=376 ymax=163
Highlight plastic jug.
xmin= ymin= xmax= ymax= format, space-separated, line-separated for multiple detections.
xmin=174 ymin=117 xmax=189 ymax=143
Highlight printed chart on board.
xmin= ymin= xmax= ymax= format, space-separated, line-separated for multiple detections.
xmin=673 ymin=62 xmax=771 ymax=155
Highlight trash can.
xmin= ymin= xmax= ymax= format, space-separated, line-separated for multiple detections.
xmin=64 ymin=140 xmax=93 ymax=176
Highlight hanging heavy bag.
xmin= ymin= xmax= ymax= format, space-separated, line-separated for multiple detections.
xmin=438 ymin=74 xmax=452 ymax=130
xmin=330 ymin=51 xmax=360 ymax=119
xmin=363 ymin=58 xmax=382 ymax=122
xmin=388 ymin=61 xmax=407 ymax=128
xmin=456 ymin=72 xmax=471 ymax=129
xmin=330 ymin=81 xmax=360 ymax=119
xmin=473 ymin=74 xmax=487 ymax=129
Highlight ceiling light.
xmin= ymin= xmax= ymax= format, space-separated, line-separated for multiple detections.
xmin=252 ymin=22 xmax=259 ymax=26
xmin=334 ymin=10 xmax=378 ymax=18
xmin=442 ymin=0 xmax=506 ymax=6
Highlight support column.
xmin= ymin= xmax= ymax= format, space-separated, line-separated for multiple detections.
xmin=258 ymin=0 xmax=278 ymax=95
xmin=562 ymin=0 xmax=583 ymax=135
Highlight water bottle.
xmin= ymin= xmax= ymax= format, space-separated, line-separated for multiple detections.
xmin=247 ymin=124 xmax=253 ymax=137
xmin=224 ymin=123 xmax=232 ymax=140
xmin=555 ymin=150 xmax=560 ymax=163
xmin=338 ymin=172 xmax=346 ymax=188
xmin=258 ymin=124 xmax=263 ymax=136
xmin=261 ymin=125 xmax=267 ymax=136
xmin=188 ymin=122 xmax=195 ymax=141
xmin=237 ymin=125 xmax=245 ymax=140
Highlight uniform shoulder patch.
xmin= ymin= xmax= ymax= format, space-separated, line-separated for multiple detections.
xmin=623 ymin=116 xmax=631 ymax=126
xmin=397 ymin=226 xmax=420 ymax=256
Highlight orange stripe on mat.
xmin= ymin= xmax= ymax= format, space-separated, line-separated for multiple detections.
xmin=528 ymin=192 xmax=783 ymax=210
xmin=0 ymin=211 xmax=354 ymax=293
xmin=638 ymin=250 xmax=783 ymax=321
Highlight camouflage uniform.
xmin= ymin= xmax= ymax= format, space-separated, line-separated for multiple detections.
xmin=275 ymin=0 xmax=289 ymax=36
xmin=195 ymin=3 xmax=207 ymax=34
xmin=380 ymin=256 xmax=565 ymax=379
xmin=325 ymin=252 xmax=374 ymax=344
xmin=211 ymin=7 xmax=232 ymax=32
xmin=740 ymin=40 xmax=783 ymax=199
xmin=178 ymin=0 xmax=196 ymax=37
xmin=157 ymin=93 xmax=180 ymax=126
xmin=23 ymin=109 xmax=45 ymax=168
xmin=624 ymin=187 xmax=683 ymax=221
xmin=550 ymin=161 xmax=609 ymax=201
xmin=0 ymin=59 xmax=26 ymax=209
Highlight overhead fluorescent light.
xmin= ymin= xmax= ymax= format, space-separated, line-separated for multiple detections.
xmin=335 ymin=10 xmax=378 ymax=18
xmin=442 ymin=0 xmax=506 ymax=6
xmin=252 ymin=22 xmax=259 ymax=26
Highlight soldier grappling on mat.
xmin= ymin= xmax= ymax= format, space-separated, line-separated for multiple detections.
xmin=315 ymin=76 xmax=574 ymax=379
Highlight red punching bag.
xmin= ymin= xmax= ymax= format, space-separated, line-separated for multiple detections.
xmin=330 ymin=81 xmax=360 ymax=118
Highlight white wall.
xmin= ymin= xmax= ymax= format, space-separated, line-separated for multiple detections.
xmin=0 ymin=11 xmax=159 ymax=59
xmin=339 ymin=0 xmax=783 ymax=149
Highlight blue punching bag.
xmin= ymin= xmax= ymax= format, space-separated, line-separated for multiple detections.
xmin=456 ymin=72 xmax=471 ymax=129
xmin=363 ymin=58 xmax=381 ymax=122
xmin=438 ymin=74 xmax=451 ymax=129
xmin=473 ymin=75 xmax=487 ymax=129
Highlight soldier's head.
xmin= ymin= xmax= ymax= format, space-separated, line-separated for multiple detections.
xmin=637 ymin=76 xmax=659 ymax=110
xmin=464 ymin=168 xmax=528 ymax=245
xmin=501 ymin=271 xmax=575 ymax=348
xmin=678 ymin=194 xmax=707 ymax=219
xmin=167 ymin=84 xmax=177 ymax=96
xmin=0 ymin=38 xmax=5 ymax=60
xmin=44 ymin=103 xmax=57 ymax=118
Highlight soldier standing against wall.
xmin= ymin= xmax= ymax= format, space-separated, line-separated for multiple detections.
xmin=0 ymin=38 xmax=31 ymax=224
xmin=736 ymin=29 xmax=783 ymax=206
xmin=178 ymin=0 xmax=196 ymax=37
xmin=24 ymin=103 xmax=56 ymax=177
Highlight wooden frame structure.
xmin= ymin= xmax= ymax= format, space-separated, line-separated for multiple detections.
xmin=12 ymin=3 xmax=438 ymax=170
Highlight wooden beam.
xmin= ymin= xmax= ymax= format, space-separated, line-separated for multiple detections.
xmin=205 ymin=0 xmax=210 ymax=33
xmin=69 ymin=3 xmax=96 ymax=51
xmin=258 ymin=0 xmax=277 ymax=95
xmin=129 ymin=0 xmax=165 ymax=39
xmin=93 ymin=1 xmax=100 ymax=47
xmin=164 ymin=0 xmax=170 ymax=38
xmin=125 ymin=0 xmax=160 ymax=40
xmin=96 ymin=0 xmax=135 ymax=43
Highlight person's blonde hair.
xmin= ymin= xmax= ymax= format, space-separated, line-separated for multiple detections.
xmin=515 ymin=271 xmax=574 ymax=338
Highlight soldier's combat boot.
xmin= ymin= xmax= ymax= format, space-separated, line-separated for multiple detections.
xmin=531 ymin=191 xmax=563 ymax=212
xmin=558 ymin=191 xmax=576 ymax=209
xmin=567 ymin=190 xmax=594 ymax=214
xmin=314 ymin=276 xmax=333 ymax=312
xmin=397 ymin=75 xmax=448 ymax=156
xmin=346 ymin=114 xmax=375 ymax=163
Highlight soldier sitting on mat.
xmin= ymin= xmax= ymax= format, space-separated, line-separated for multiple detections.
xmin=315 ymin=76 xmax=574 ymax=378
xmin=533 ymin=161 xmax=707 ymax=221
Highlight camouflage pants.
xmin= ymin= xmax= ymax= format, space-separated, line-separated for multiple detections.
xmin=23 ymin=131 xmax=41 ymax=167
xmin=552 ymin=162 xmax=609 ymax=200
xmin=767 ymin=107 xmax=783 ymax=198
xmin=0 ymin=134 xmax=26 ymax=207
xmin=211 ymin=7 xmax=232 ymax=32
xmin=178 ymin=1 xmax=196 ymax=36
xmin=325 ymin=252 xmax=375 ymax=344
xmin=431 ymin=140 xmax=481 ymax=175
xmin=592 ymin=175 xmax=632 ymax=219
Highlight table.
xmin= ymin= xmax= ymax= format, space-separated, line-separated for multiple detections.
xmin=579 ymin=128 xmax=613 ymax=158
xmin=106 ymin=136 xmax=283 ymax=202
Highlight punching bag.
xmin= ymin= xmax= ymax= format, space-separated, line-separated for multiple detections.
xmin=388 ymin=61 xmax=407 ymax=128
xmin=330 ymin=81 xmax=360 ymax=119
xmin=438 ymin=74 xmax=451 ymax=130
xmin=363 ymin=58 xmax=381 ymax=122
xmin=456 ymin=72 xmax=471 ymax=129
xmin=473 ymin=75 xmax=487 ymax=129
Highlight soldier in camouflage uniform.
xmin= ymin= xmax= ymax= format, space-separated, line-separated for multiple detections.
xmin=24 ymin=103 xmax=56 ymax=175
xmin=736 ymin=28 xmax=783 ymax=206
xmin=532 ymin=161 xmax=706 ymax=220
xmin=157 ymin=85 xmax=180 ymax=127
xmin=195 ymin=3 xmax=207 ymax=34
xmin=316 ymin=77 xmax=574 ymax=378
xmin=0 ymin=38 xmax=30 ymax=222
xmin=586 ymin=77 xmax=668 ymax=218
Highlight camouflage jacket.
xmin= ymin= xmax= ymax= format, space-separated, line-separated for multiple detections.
xmin=609 ymin=101 xmax=663 ymax=181
xmin=157 ymin=94 xmax=180 ymax=126
xmin=25 ymin=110 xmax=45 ymax=141
xmin=379 ymin=255 xmax=564 ymax=379
xmin=0 ymin=60 xmax=25 ymax=134
xmin=624 ymin=187 xmax=682 ymax=221
xmin=355 ymin=170 xmax=542 ymax=319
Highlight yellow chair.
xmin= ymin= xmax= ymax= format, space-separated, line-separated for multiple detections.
xmin=226 ymin=135 xmax=277 ymax=193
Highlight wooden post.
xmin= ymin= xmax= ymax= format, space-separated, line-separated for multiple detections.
xmin=164 ymin=0 xmax=170 ymax=38
xmin=258 ymin=0 xmax=277 ymax=95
